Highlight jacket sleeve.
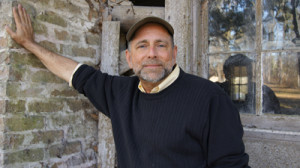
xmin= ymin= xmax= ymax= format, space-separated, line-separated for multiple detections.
xmin=205 ymin=93 xmax=250 ymax=168
xmin=71 ymin=64 xmax=113 ymax=117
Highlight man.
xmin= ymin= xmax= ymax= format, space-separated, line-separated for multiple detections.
xmin=6 ymin=4 xmax=250 ymax=168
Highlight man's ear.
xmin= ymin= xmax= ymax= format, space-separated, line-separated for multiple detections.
xmin=125 ymin=49 xmax=133 ymax=69
xmin=173 ymin=45 xmax=178 ymax=63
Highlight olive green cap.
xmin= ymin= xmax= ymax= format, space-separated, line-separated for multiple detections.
xmin=126 ymin=16 xmax=174 ymax=42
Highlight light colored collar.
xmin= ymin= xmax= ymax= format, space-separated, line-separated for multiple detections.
xmin=138 ymin=65 xmax=180 ymax=93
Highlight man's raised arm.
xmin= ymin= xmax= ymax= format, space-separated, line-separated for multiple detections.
xmin=5 ymin=4 xmax=79 ymax=83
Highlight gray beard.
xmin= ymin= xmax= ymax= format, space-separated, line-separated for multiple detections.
xmin=137 ymin=67 xmax=172 ymax=83
xmin=133 ymin=59 xmax=173 ymax=83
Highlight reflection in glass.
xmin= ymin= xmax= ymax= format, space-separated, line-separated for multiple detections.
xmin=263 ymin=52 xmax=300 ymax=115
xmin=208 ymin=0 xmax=256 ymax=52
xmin=209 ymin=54 xmax=256 ymax=113
xmin=263 ymin=0 xmax=300 ymax=50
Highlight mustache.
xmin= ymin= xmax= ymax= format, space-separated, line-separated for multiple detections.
xmin=141 ymin=59 xmax=164 ymax=66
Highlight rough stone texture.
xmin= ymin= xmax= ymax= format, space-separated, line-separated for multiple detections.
xmin=0 ymin=0 xmax=99 ymax=167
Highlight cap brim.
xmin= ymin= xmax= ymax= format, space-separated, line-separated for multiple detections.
xmin=126 ymin=16 xmax=174 ymax=42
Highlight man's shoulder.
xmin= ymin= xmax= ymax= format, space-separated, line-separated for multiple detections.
xmin=73 ymin=64 xmax=139 ymax=90
xmin=178 ymin=69 xmax=225 ymax=95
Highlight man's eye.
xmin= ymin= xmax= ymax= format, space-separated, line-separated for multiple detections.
xmin=158 ymin=44 xmax=166 ymax=47
xmin=138 ymin=45 xmax=146 ymax=48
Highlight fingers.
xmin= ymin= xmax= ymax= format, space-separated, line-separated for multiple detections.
xmin=26 ymin=12 xmax=32 ymax=29
xmin=12 ymin=6 xmax=21 ymax=28
xmin=18 ymin=4 xmax=26 ymax=24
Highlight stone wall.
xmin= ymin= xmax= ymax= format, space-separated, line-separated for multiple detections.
xmin=0 ymin=0 xmax=102 ymax=167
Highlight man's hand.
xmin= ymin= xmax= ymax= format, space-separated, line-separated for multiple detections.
xmin=4 ymin=4 xmax=79 ymax=83
xmin=6 ymin=4 xmax=35 ymax=46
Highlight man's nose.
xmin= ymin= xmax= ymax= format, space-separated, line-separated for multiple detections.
xmin=148 ymin=46 xmax=157 ymax=58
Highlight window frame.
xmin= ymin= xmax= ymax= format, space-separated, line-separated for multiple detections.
xmin=199 ymin=0 xmax=300 ymax=133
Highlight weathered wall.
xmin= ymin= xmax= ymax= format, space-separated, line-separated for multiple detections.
xmin=0 ymin=0 xmax=101 ymax=167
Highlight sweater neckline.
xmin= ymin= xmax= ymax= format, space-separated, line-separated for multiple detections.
xmin=139 ymin=69 xmax=185 ymax=99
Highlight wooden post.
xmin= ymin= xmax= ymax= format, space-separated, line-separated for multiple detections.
xmin=98 ymin=21 xmax=120 ymax=168
xmin=101 ymin=21 xmax=120 ymax=75
xmin=165 ymin=0 xmax=193 ymax=73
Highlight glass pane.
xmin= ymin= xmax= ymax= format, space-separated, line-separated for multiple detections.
xmin=209 ymin=53 xmax=256 ymax=113
xmin=208 ymin=0 xmax=256 ymax=53
xmin=263 ymin=0 xmax=300 ymax=50
xmin=262 ymin=52 xmax=300 ymax=115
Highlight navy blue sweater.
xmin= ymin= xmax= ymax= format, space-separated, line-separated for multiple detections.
xmin=72 ymin=65 xmax=249 ymax=168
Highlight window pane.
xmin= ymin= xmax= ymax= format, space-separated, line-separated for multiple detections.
xmin=208 ymin=0 xmax=256 ymax=53
xmin=263 ymin=0 xmax=300 ymax=50
xmin=209 ymin=53 xmax=256 ymax=113
xmin=262 ymin=52 xmax=300 ymax=115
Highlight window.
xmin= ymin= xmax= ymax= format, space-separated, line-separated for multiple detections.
xmin=207 ymin=0 xmax=300 ymax=115
xmin=208 ymin=0 xmax=256 ymax=114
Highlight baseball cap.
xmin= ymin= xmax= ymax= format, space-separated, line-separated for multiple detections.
xmin=126 ymin=16 xmax=174 ymax=42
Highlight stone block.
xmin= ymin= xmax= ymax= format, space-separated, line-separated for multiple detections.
xmin=25 ymin=53 xmax=46 ymax=69
xmin=33 ymin=21 xmax=48 ymax=36
xmin=0 ymin=82 xmax=6 ymax=97
xmin=51 ymin=161 xmax=67 ymax=168
xmin=0 ymin=117 xmax=4 ymax=132
xmin=50 ymin=114 xmax=78 ymax=127
xmin=67 ymin=120 xmax=97 ymax=139
xmin=51 ymin=88 xmax=78 ymax=97
xmin=53 ymin=0 xmax=81 ymax=14
xmin=8 ymin=65 xmax=26 ymax=82
xmin=0 ymin=51 xmax=9 ymax=64
xmin=72 ymin=46 xmax=96 ymax=58
xmin=71 ymin=35 xmax=81 ymax=43
xmin=9 ymin=51 xmax=45 ymax=69
xmin=30 ymin=69 xmax=64 ymax=84
xmin=38 ymin=41 xmax=59 ymax=53
xmin=49 ymin=141 xmax=82 ymax=158
xmin=31 ymin=130 xmax=64 ymax=145
xmin=28 ymin=99 xmax=64 ymax=113
xmin=37 ymin=11 xmax=67 ymax=27
xmin=3 ymin=133 xmax=25 ymax=150
xmin=0 ymin=64 xmax=9 ymax=82
xmin=6 ymin=82 xmax=44 ymax=99
xmin=0 ymin=36 xmax=7 ymax=48
xmin=5 ymin=116 xmax=44 ymax=132
xmin=4 ymin=148 xmax=44 ymax=164
xmin=5 ymin=100 xmax=26 ymax=113
xmin=0 ymin=100 xmax=5 ymax=114
xmin=26 ymin=0 xmax=50 ymax=5
xmin=66 ymin=99 xmax=95 ymax=112
xmin=85 ymin=34 xmax=100 ymax=45
xmin=65 ymin=154 xmax=86 ymax=167
xmin=54 ymin=29 xmax=69 ymax=41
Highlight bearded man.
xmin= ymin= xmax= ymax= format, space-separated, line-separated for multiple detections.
xmin=6 ymin=4 xmax=250 ymax=168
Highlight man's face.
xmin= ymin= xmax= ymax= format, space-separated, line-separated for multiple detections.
xmin=126 ymin=23 xmax=177 ymax=83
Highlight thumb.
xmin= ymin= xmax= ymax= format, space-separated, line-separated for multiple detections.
xmin=5 ymin=25 xmax=16 ymax=37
